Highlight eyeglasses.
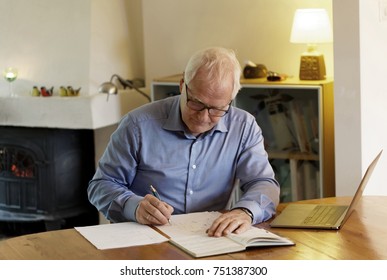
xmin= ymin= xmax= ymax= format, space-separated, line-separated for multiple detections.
xmin=185 ymin=83 xmax=231 ymax=117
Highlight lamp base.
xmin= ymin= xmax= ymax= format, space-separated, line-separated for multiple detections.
xmin=299 ymin=53 xmax=326 ymax=80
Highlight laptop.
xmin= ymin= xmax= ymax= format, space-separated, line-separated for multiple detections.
xmin=270 ymin=150 xmax=382 ymax=229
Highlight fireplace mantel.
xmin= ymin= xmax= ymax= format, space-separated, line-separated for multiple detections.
xmin=0 ymin=90 xmax=149 ymax=129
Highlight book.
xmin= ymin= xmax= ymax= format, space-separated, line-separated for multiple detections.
xmin=289 ymin=100 xmax=311 ymax=152
xmin=75 ymin=211 xmax=294 ymax=258
xmin=156 ymin=211 xmax=294 ymax=258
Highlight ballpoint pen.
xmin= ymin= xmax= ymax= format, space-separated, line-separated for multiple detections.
xmin=150 ymin=185 xmax=171 ymax=225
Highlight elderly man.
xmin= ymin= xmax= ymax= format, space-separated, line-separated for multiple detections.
xmin=88 ymin=47 xmax=279 ymax=237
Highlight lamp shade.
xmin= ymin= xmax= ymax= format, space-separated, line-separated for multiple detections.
xmin=290 ymin=9 xmax=332 ymax=44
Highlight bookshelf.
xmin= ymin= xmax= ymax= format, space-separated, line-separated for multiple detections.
xmin=151 ymin=74 xmax=335 ymax=202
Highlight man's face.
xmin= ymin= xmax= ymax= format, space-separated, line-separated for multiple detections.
xmin=180 ymin=72 xmax=233 ymax=136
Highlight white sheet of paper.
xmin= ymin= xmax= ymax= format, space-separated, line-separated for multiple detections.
xmin=75 ymin=222 xmax=168 ymax=250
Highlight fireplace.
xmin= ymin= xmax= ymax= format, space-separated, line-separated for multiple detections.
xmin=0 ymin=90 xmax=148 ymax=236
xmin=0 ymin=126 xmax=98 ymax=232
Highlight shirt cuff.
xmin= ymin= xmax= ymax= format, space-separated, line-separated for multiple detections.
xmin=123 ymin=195 xmax=143 ymax=222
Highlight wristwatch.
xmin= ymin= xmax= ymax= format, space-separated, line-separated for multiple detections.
xmin=234 ymin=207 xmax=254 ymax=223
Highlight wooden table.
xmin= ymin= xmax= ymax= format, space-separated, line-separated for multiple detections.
xmin=1 ymin=196 xmax=386 ymax=260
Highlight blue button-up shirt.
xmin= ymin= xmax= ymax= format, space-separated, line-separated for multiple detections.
xmin=88 ymin=95 xmax=280 ymax=224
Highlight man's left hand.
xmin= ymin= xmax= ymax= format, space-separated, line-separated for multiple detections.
xmin=207 ymin=209 xmax=252 ymax=237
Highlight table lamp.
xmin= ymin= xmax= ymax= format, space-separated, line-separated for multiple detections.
xmin=290 ymin=9 xmax=333 ymax=80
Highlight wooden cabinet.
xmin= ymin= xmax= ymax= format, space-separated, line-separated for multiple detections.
xmin=151 ymin=74 xmax=335 ymax=202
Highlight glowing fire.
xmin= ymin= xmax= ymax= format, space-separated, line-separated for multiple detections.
xmin=10 ymin=164 xmax=34 ymax=178
xmin=0 ymin=148 xmax=35 ymax=178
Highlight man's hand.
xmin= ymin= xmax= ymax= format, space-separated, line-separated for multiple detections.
xmin=135 ymin=194 xmax=174 ymax=225
xmin=207 ymin=209 xmax=252 ymax=237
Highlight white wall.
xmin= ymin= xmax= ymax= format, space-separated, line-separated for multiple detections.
xmin=0 ymin=0 xmax=90 ymax=96
xmin=89 ymin=0 xmax=145 ymax=93
xmin=359 ymin=0 xmax=387 ymax=195
xmin=332 ymin=1 xmax=362 ymax=195
xmin=142 ymin=0 xmax=333 ymax=85
xmin=334 ymin=0 xmax=387 ymax=196
xmin=0 ymin=0 xmax=144 ymax=97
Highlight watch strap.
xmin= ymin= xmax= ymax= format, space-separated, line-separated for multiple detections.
xmin=234 ymin=207 xmax=253 ymax=223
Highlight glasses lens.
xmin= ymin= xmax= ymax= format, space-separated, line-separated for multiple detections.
xmin=208 ymin=109 xmax=226 ymax=117
xmin=187 ymin=100 xmax=228 ymax=117
xmin=187 ymin=100 xmax=205 ymax=111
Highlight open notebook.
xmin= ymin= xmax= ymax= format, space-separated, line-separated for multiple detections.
xmin=156 ymin=211 xmax=294 ymax=258
xmin=76 ymin=211 xmax=294 ymax=258
xmin=270 ymin=150 xmax=382 ymax=229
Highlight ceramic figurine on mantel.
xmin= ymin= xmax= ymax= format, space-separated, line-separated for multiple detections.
xmin=59 ymin=86 xmax=81 ymax=96
xmin=31 ymin=86 xmax=40 ymax=96
xmin=41 ymin=86 xmax=54 ymax=97
xmin=66 ymin=86 xmax=81 ymax=96
xmin=59 ymin=86 xmax=67 ymax=96
xmin=30 ymin=85 xmax=81 ymax=97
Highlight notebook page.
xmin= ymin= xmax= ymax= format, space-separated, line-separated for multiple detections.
xmin=157 ymin=211 xmax=222 ymax=238
xmin=228 ymin=227 xmax=294 ymax=246
xmin=170 ymin=232 xmax=245 ymax=258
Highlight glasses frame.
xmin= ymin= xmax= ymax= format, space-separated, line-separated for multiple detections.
xmin=185 ymin=83 xmax=232 ymax=117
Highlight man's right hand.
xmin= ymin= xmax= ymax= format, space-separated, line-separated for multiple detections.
xmin=135 ymin=194 xmax=174 ymax=225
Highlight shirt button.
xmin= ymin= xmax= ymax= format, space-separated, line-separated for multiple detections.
xmin=189 ymin=190 xmax=194 ymax=195
xmin=192 ymin=164 xmax=197 ymax=169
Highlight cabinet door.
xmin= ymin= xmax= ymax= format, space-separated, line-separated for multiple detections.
xmin=235 ymin=85 xmax=323 ymax=202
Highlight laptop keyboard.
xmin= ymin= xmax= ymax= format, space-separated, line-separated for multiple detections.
xmin=302 ymin=205 xmax=348 ymax=226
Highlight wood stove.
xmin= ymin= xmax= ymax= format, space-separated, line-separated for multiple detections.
xmin=0 ymin=126 xmax=98 ymax=232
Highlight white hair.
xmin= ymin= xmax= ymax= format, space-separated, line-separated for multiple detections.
xmin=184 ymin=47 xmax=242 ymax=98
